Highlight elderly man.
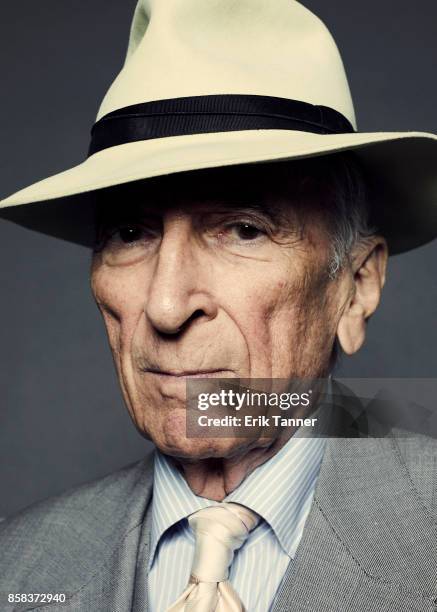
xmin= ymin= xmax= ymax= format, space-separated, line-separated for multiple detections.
xmin=1 ymin=1 xmax=437 ymax=611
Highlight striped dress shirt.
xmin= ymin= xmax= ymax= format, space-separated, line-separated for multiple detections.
xmin=147 ymin=430 xmax=327 ymax=611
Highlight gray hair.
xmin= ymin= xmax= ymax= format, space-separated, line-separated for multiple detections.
xmin=303 ymin=153 xmax=379 ymax=370
xmin=272 ymin=153 xmax=379 ymax=280
xmin=325 ymin=154 xmax=378 ymax=279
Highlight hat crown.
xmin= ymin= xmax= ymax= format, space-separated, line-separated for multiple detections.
xmin=97 ymin=0 xmax=356 ymax=128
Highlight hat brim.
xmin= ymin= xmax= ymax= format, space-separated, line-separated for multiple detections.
xmin=1 ymin=129 xmax=437 ymax=254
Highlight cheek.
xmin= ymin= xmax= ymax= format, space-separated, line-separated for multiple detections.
xmin=235 ymin=265 xmax=336 ymax=377
xmin=273 ymin=276 xmax=339 ymax=376
xmin=91 ymin=263 xmax=156 ymax=428
xmin=221 ymin=273 xmax=295 ymax=377
xmin=91 ymin=263 xmax=147 ymax=350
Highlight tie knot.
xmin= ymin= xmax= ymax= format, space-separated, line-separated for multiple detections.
xmin=188 ymin=502 xmax=260 ymax=584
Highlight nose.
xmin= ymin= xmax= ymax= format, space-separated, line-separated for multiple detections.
xmin=145 ymin=214 xmax=217 ymax=335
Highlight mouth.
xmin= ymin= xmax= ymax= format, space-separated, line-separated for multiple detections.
xmin=144 ymin=368 xmax=233 ymax=379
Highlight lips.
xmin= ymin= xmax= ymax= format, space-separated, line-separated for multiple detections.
xmin=144 ymin=368 xmax=232 ymax=378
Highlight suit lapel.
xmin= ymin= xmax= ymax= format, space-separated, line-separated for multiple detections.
xmin=38 ymin=456 xmax=155 ymax=612
xmin=271 ymin=431 xmax=437 ymax=612
xmin=132 ymin=501 xmax=154 ymax=612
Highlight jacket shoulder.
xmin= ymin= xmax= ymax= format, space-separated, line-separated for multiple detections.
xmin=393 ymin=431 xmax=437 ymax=517
xmin=0 ymin=452 xmax=155 ymax=594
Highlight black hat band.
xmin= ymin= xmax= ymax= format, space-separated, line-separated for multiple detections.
xmin=88 ymin=94 xmax=355 ymax=157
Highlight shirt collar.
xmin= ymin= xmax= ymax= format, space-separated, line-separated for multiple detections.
xmin=225 ymin=432 xmax=326 ymax=558
xmin=149 ymin=450 xmax=215 ymax=569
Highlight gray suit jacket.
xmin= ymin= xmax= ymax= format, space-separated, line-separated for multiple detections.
xmin=1 ymin=422 xmax=436 ymax=611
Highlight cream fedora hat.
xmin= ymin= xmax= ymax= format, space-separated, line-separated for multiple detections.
xmin=1 ymin=0 xmax=437 ymax=253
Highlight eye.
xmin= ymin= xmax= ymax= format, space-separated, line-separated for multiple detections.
xmin=118 ymin=225 xmax=146 ymax=244
xmin=230 ymin=223 xmax=265 ymax=241
xmin=219 ymin=221 xmax=268 ymax=245
xmin=96 ymin=222 xmax=158 ymax=265
xmin=207 ymin=215 xmax=271 ymax=250
xmin=105 ymin=223 xmax=155 ymax=248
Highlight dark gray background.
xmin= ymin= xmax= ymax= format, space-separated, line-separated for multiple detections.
xmin=0 ymin=0 xmax=436 ymax=517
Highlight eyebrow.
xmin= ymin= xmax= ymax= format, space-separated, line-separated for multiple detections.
xmin=93 ymin=171 xmax=309 ymax=240
xmin=96 ymin=196 xmax=285 ymax=222
xmin=201 ymin=200 xmax=289 ymax=226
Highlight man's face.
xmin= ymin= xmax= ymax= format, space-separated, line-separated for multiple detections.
xmin=90 ymin=165 xmax=352 ymax=459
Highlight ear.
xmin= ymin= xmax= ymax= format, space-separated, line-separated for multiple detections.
xmin=336 ymin=237 xmax=388 ymax=355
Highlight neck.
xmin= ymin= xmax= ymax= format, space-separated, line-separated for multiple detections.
xmin=171 ymin=431 xmax=294 ymax=501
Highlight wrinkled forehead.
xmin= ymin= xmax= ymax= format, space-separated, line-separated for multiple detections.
xmin=94 ymin=161 xmax=328 ymax=222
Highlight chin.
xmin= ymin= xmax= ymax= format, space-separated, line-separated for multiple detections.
xmin=161 ymin=442 xmax=253 ymax=462
xmin=155 ymin=425 xmax=255 ymax=461
xmin=135 ymin=403 xmax=263 ymax=460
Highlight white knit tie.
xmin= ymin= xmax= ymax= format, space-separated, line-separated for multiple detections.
xmin=166 ymin=502 xmax=261 ymax=612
